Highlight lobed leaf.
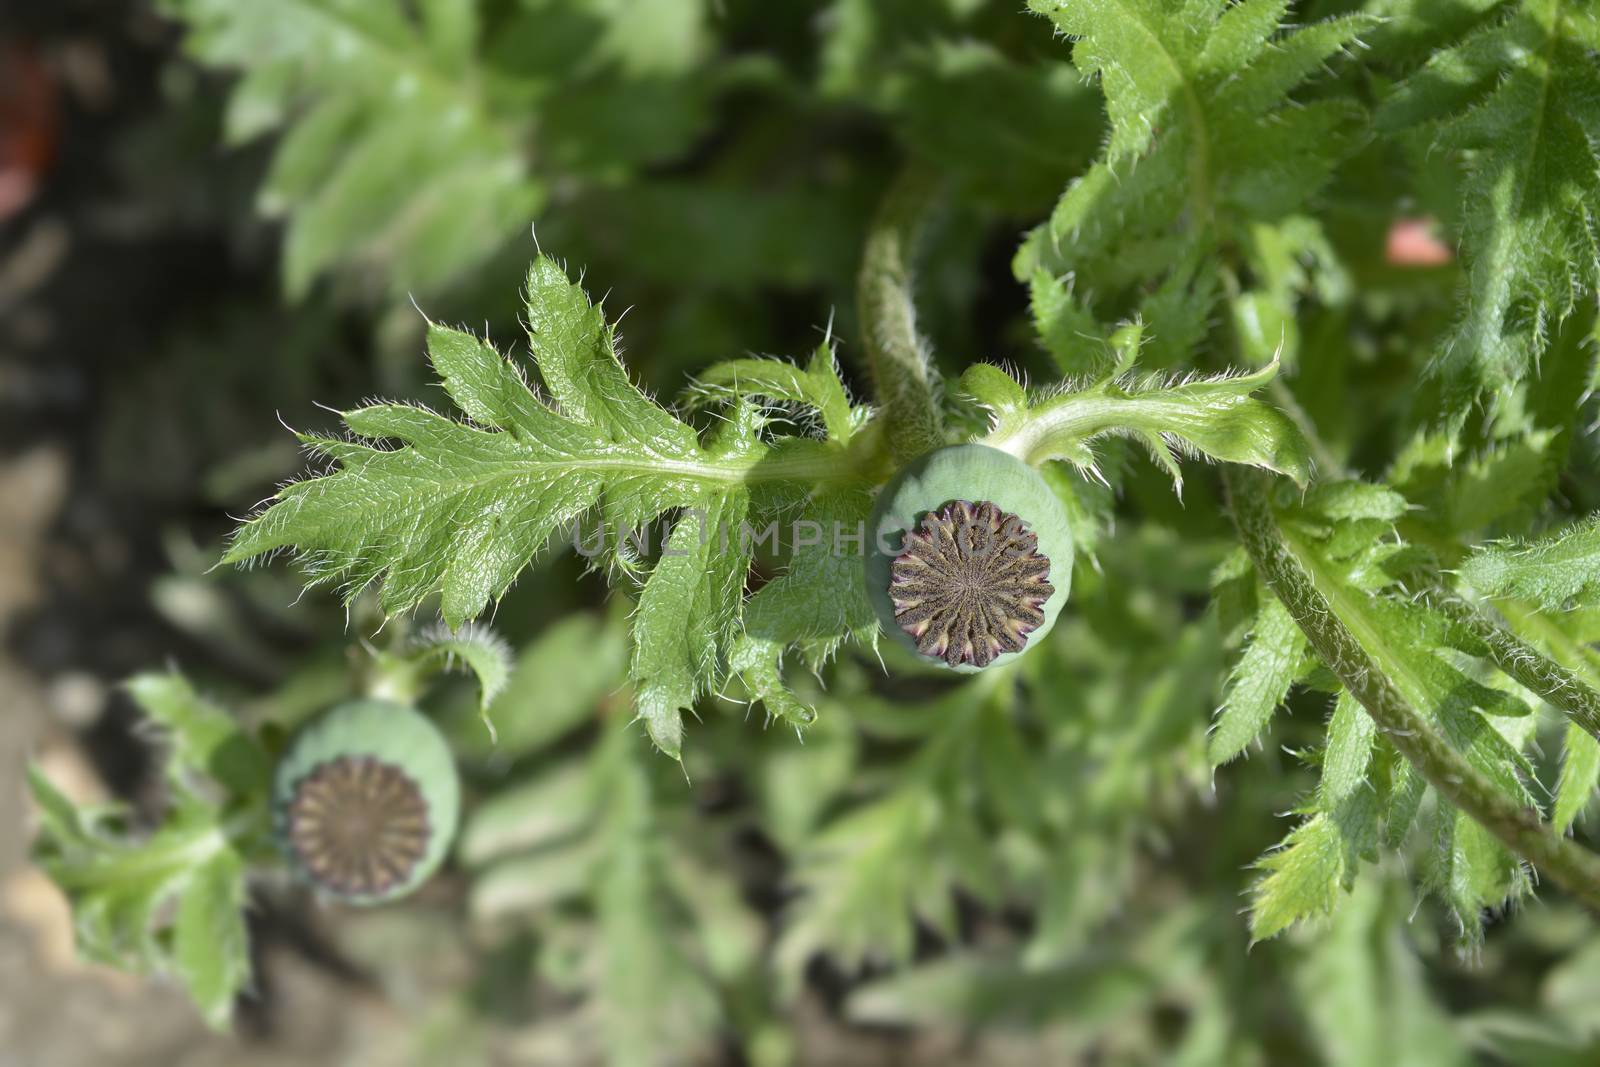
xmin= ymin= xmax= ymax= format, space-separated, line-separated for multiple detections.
xmin=1017 ymin=0 xmax=1376 ymax=340
xmin=1380 ymin=0 xmax=1600 ymax=412
xmin=173 ymin=850 xmax=251 ymax=1030
xmin=159 ymin=0 xmax=539 ymax=298
xmin=1555 ymin=723 xmax=1600 ymax=833
xmin=691 ymin=343 xmax=863 ymax=445
xmin=1250 ymin=691 xmax=1379 ymax=939
xmin=633 ymin=491 xmax=754 ymax=758
xmin=409 ymin=621 xmax=514 ymax=735
xmin=29 ymin=765 xmax=253 ymax=1025
xmin=125 ymin=672 xmax=270 ymax=796
xmin=1281 ymin=525 xmax=1542 ymax=941
xmin=228 ymin=256 xmax=872 ymax=754
xmin=1208 ymin=593 xmax=1306 ymax=766
xmin=1460 ymin=517 xmax=1600 ymax=610
xmin=974 ymin=360 xmax=1313 ymax=491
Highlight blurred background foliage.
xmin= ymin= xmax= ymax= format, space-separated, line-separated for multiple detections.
xmin=7 ymin=1 xmax=1600 ymax=1065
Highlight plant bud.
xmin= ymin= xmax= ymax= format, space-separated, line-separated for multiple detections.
xmin=866 ymin=444 xmax=1074 ymax=672
xmin=272 ymin=699 xmax=460 ymax=904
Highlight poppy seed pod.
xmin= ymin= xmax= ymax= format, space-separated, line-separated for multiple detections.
xmin=866 ymin=443 xmax=1074 ymax=672
xmin=272 ymin=699 xmax=460 ymax=905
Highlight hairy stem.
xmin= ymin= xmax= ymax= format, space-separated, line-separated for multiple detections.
xmin=1260 ymin=373 xmax=1600 ymax=742
xmin=1223 ymin=466 xmax=1600 ymax=911
xmin=1424 ymin=590 xmax=1600 ymax=744
xmin=857 ymin=165 xmax=945 ymax=462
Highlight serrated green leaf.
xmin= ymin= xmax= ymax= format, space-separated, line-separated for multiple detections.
xmin=1017 ymin=0 xmax=1375 ymax=335
xmin=958 ymin=363 xmax=1028 ymax=419
xmin=173 ymin=850 xmax=250 ymax=1030
xmin=776 ymin=787 xmax=943 ymax=975
xmin=444 ymin=611 xmax=628 ymax=760
xmin=979 ymin=360 xmax=1312 ymax=490
xmin=633 ymin=492 xmax=753 ymax=759
xmin=1393 ymin=429 xmax=1564 ymax=540
xmin=1249 ymin=690 xmax=1379 ymax=939
xmin=1211 ymin=545 xmax=1259 ymax=646
xmin=1302 ymin=482 xmax=1411 ymax=524
xmin=743 ymin=484 xmax=877 ymax=641
xmin=160 ymin=0 xmax=722 ymax=300
xmin=1322 ymin=690 xmax=1378 ymax=809
xmin=1252 ymin=814 xmax=1346 ymax=940
xmin=692 ymin=343 xmax=863 ymax=444
xmin=159 ymin=0 xmax=541 ymax=298
xmin=1250 ymin=792 xmax=1378 ymax=938
xmin=1029 ymin=270 xmax=1108 ymax=376
xmin=410 ymin=621 xmax=513 ymax=735
xmin=1427 ymin=801 xmax=1530 ymax=944
xmin=424 ymin=321 xmax=547 ymax=435
xmin=30 ymin=761 xmax=249 ymax=1007
xmin=1384 ymin=749 xmax=1429 ymax=851
xmin=1461 ymin=517 xmax=1600 ymax=610
xmin=775 ymin=680 xmax=1014 ymax=983
xmin=226 ymin=257 xmax=857 ymax=754
xmin=1555 ymin=722 xmax=1600 ymax=833
xmin=1380 ymin=0 xmax=1600 ymax=411
xmin=522 ymin=257 xmax=698 ymax=456
xmin=1209 ymin=593 xmax=1306 ymax=765
xmin=728 ymin=639 xmax=814 ymax=730
xmin=1284 ymin=529 xmax=1541 ymax=938
xmin=125 ymin=672 xmax=270 ymax=796
xmin=731 ymin=488 xmax=877 ymax=727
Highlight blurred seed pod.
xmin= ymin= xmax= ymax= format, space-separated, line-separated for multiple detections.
xmin=272 ymin=699 xmax=460 ymax=905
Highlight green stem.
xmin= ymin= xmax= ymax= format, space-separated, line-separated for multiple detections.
xmin=1265 ymin=366 xmax=1600 ymax=741
xmin=1424 ymin=590 xmax=1600 ymax=744
xmin=1236 ymin=365 xmax=1600 ymax=744
xmin=1223 ymin=466 xmax=1600 ymax=911
xmin=1495 ymin=597 xmax=1600 ymax=688
xmin=857 ymin=165 xmax=945 ymax=462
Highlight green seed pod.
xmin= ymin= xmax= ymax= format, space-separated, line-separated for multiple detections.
xmin=272 ymin=699 xmax=459 ymax=905
xmin=866 ymin=443 xmax=1074 ymax=672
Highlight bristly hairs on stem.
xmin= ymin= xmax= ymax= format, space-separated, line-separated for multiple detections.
xmin=856 ymin=163 xmax=947 ymax=462
xmin=1224 ymin=465 xmax=1600 ymax=913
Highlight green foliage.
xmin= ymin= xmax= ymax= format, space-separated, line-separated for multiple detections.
xmin=37 ymin=0 xmax=1600 ymax=1057
xmin=775 ymin=676 xmax=1009 ymax=974
xmin=158 ymin=0 xmax=536 ymax=297
xmin=967 ymin=352 xmax=1313 ymax=492
xmin=29 ymin=675 xmax=267 ymax=1028
xmin=882 ymin=40 xmax=1105 ymax=212
xmin=1461 ymin=517 xmax=1600 ymax=610
xmin=405 ymin=621 xmax=513 ymax=731
xmin=1557 ymin=724 xmax=1600 ymax=833
xmin=1380 ymin=0 xmax=1600 ymax=409
xmin=1208 ymin=592 xmax=1306 ymax=767
xmin=1228 ymin=481 xmax=1564 ymax=943
xmin=225 ymin=256 xmax=878 ymax=756
xmin=1251 ymin=692 xmax=1378 ymax=940
xmin=464 ymin=719 xmax=762 ymax=1064
xmin=1016 ymin=0 xmax=1376 ymax=355
xmin=157 ymin=0 xmax=723 ymax=299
